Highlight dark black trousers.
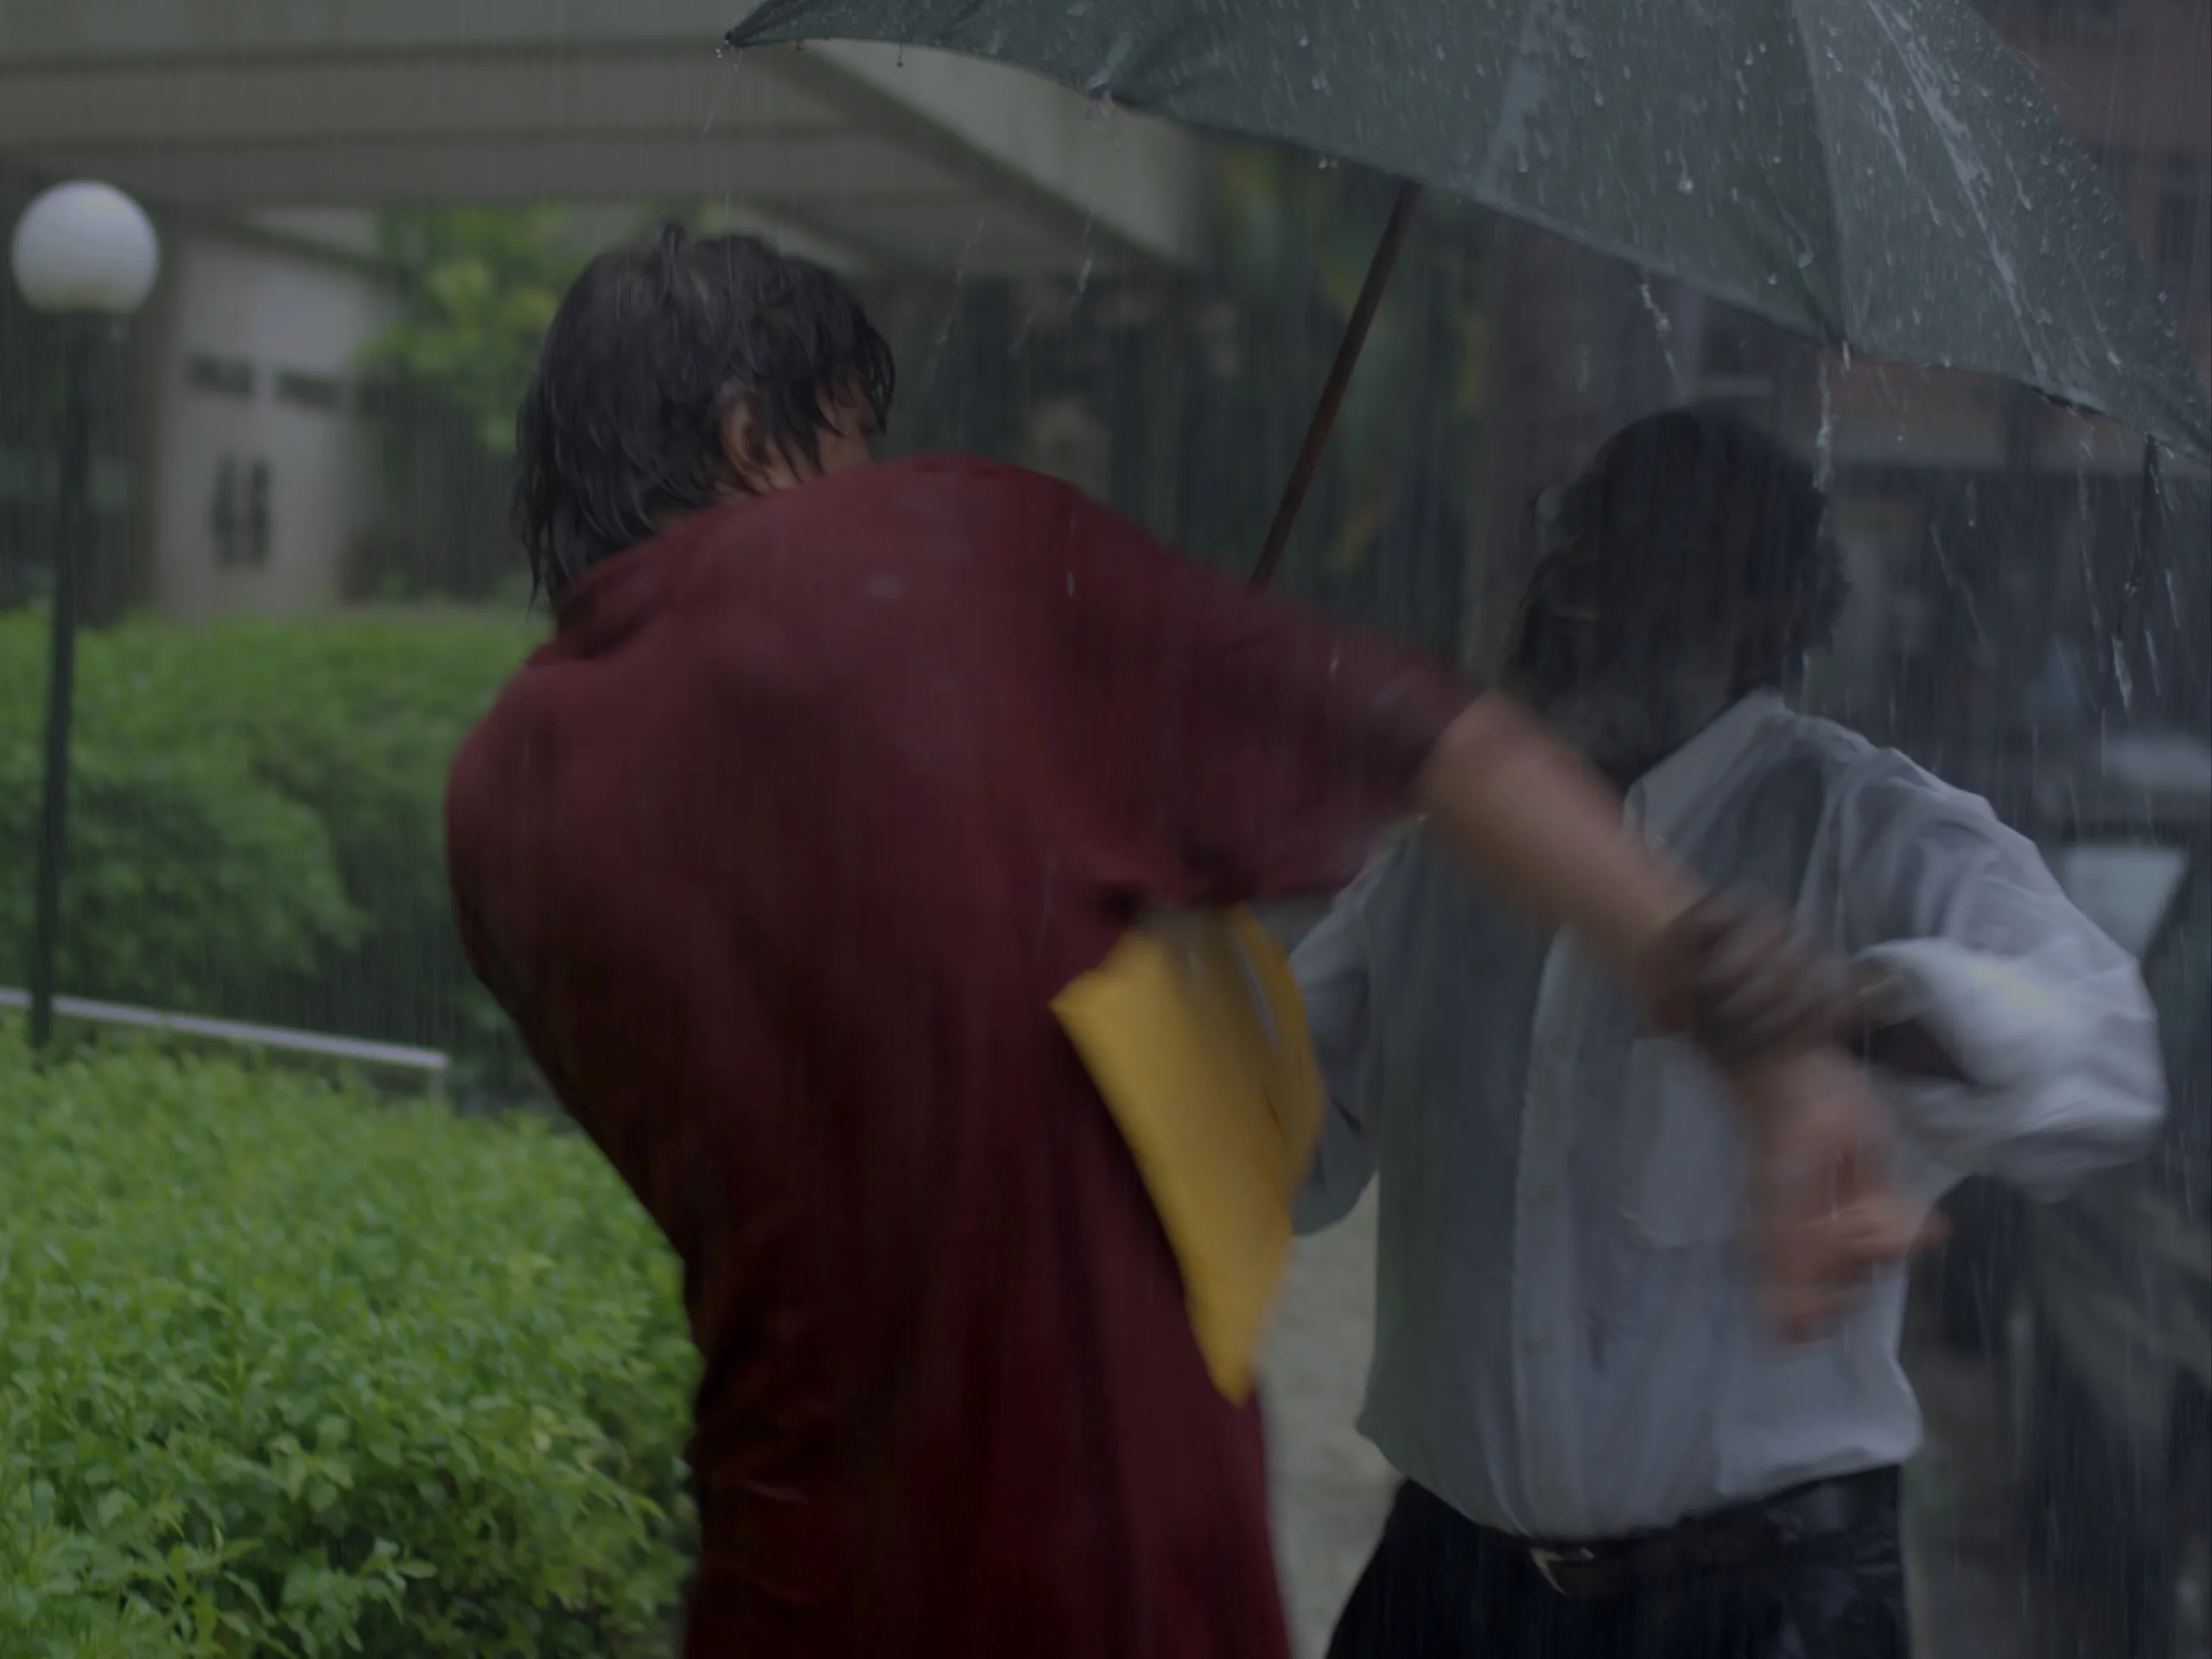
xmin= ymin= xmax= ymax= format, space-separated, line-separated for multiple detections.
xmin=1325 ymin=1479 xmax=1912 ymax=1659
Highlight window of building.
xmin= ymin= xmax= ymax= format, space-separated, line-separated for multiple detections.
xmin=183 ymin=353 xmax=255 ymax=399
xmin=275 ymin=369 xmax=346 ymax=412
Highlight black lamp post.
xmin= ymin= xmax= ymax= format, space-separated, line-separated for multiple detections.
xmin=9 ymin=181 xmax=160 ymax=1048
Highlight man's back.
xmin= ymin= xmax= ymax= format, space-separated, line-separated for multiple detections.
xmin=447 ymin=454 xmax=1468 ymax=1656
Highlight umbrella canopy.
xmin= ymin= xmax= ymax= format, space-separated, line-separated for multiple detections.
xmin=728 ymin=0 xmax=2211 ymax=465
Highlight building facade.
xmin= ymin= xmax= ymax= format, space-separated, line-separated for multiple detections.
xmin=1 ymin=11 xmax=1205 ymax=621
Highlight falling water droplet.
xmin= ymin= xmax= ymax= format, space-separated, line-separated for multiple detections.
xmin=1676 ymin=168 xmax=1696 ymax=195
xmin=1814 ymin=359 xmax=1834 ymax=489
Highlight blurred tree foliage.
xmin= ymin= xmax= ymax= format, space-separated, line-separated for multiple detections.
xmin=359 ymin=208 xmax=591 ymax=458
xmin=1198 ymin=145 xmax=1488 ymax=655
xmin=348 ymin=209 xmax=601 ymax=602
xmin=860 ymin=151 xmax=1487 ymax=660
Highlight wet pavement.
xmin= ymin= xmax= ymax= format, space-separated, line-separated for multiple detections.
xmin=1899 ymin=1300 xmax=2047 ymax=1659
xmin=1262 ymin=1193 xmax=2056 ymax=1659
xmin=1263 ymin=1192 xmax=1397 ymax=1656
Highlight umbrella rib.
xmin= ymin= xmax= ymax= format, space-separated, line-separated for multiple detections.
xmin=1783 ymin=0 xmax=1854 ymax=346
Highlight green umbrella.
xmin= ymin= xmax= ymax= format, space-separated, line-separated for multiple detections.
xmin=729 ymin=0 xmax=2210 ymax=513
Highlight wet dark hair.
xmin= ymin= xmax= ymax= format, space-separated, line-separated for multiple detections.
xmin=512 ymin=223 xmax=894 ymax=597
xmin=1551 ymin=407 xmax=1847 ymax=655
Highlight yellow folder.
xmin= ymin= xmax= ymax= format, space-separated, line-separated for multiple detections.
xmin=1051 ymin=906 xmax=1325 ymax=1402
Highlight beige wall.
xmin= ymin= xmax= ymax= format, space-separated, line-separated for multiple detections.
xmin=149 ymin=232 xmax=393 ymax=620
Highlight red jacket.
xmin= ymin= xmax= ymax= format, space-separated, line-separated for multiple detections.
xmin=445 ymin=455 xmax=1466 ymax=1658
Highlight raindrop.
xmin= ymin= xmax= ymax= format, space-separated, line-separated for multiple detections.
xmin=1311 ymin=70 xmax=1331 ymax=92
xmin=1297 ymin=31 xmax=1311 ymax=47
xmin=1814 ymin=359 xmax=1834 ymax=489
xmin=1676 ymin=168 xmax=1696 ymax=195
xmin=1637 ymin=278 xmax=1683 ymax=394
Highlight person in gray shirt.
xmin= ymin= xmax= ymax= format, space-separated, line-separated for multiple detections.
xmin=1294 ymin=409 xmax=2165 ymax=1659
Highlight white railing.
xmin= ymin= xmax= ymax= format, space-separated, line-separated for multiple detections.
xmin=0 ymin=986 xmax=449 ymax=1094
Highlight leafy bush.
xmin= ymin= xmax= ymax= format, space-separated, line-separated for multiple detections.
xmin=0 ymin=1039 xmax=696 ymax=1656
xmin=362 ymin=209 xmax=594 ymax=459
xmin=0 ymin=611 xmax=538 ymax=1081
xmin=0 ymin=627 xmax=359 ymax=1014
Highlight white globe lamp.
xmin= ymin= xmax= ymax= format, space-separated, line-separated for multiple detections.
xmin=10 ymin=180 xmax=160 ymax=1051
xmin=10 ymin=181 xmax=160 ymax=317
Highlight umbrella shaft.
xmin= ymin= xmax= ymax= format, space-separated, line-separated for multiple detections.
xmin=1252 ymin=181 xmax=1423 ymax=588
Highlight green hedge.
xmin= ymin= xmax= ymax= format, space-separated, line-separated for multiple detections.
xmin=0 ymin=611 xmax=539 ymax=1084
xmin=0 ymin=1039 xmax=696 ymax=1657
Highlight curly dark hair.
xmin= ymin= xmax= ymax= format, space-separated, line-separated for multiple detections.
xmin=512 ymin=223 xmax=895 ymax=597
xmin=1550 ymin=407 xmax=1848 ymax=655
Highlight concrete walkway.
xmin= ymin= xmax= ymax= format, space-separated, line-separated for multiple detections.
xmin=1262 ymin=1192 xmax=1395 ymax=1658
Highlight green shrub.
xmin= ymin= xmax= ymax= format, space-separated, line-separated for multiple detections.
xmin=0 ymin=628 xmax=360 ymax=1015
xmin=0 ymin=1038 xmax=696 ymax=1656
xmin=0 ymin=611 xmax=538 ymax=1081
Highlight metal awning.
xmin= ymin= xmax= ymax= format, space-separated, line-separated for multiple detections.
xmin=0 ymin=2 xmax=1204 ymax=276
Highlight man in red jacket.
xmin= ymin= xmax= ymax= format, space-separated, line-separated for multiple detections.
xmin=446 ymin=225 xmax=1919 ymax=1659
